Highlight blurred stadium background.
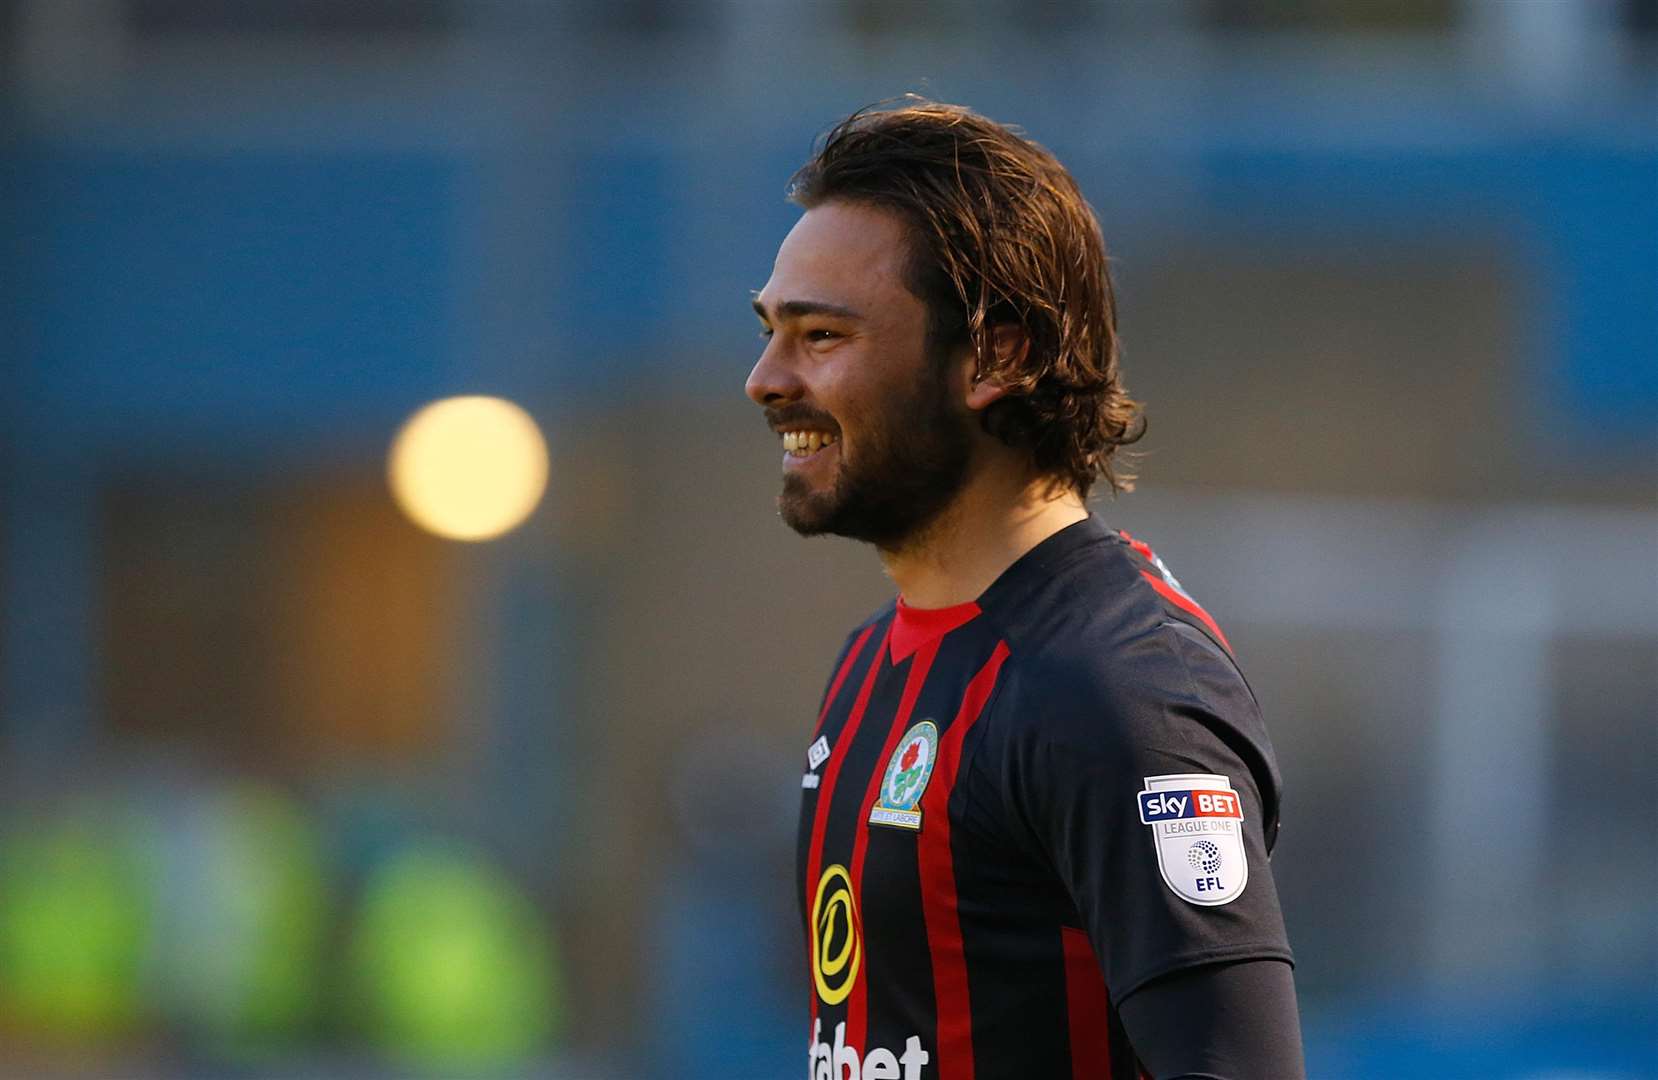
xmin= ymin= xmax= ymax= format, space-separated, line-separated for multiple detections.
xmin=1 ymin=1 xmax=1655 ymax=1077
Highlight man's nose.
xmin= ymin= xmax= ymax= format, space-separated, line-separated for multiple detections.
xmin=745 ymin=339 xmax=803 ymax=407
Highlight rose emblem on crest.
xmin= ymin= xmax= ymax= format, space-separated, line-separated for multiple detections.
xmin=890 ymin=740 xmax=925 ymax=803
xmin=875 ymin=723 xmax=941 ymax=816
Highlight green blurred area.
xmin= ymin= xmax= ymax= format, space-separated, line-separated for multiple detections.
xmin=0 ymin=786 xmax=561 ymax=1072
xmin=351 ymin=843 xmax=560 ymax=1073
xmin=0 ymin=809 xmax=149 ymax=1042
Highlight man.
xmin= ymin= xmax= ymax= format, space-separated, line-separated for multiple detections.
xmin=746 ymin=100 xmax=1303 ymax=1080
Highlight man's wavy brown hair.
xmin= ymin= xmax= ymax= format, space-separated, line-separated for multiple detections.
xmin=788 ymin=97 xmax=1144 ymax=498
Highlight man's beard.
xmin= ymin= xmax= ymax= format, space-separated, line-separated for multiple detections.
xmin=775 ymin=360 xmax=974 ymax=550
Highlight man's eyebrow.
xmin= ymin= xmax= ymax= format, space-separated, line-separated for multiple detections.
xmin=751 ymin=296 xmax=865 ymax=322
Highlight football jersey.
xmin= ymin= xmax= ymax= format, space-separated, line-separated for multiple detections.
xmin=796 ymin=515 xmax=1293 ymax=1079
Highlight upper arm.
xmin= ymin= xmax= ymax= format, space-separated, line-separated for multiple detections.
xmin=989 ymin=626 xmax=1294 ymax=1001
xmin=1117 ymin=959 xmax=1305 ymax=1080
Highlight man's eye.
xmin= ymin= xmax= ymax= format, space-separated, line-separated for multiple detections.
xmin=806 ymin=329 xmax=840 ymax=342
xmin=757 ymin=327 xmax=774 ymax=339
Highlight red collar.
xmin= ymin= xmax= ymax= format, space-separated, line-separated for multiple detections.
xmin=889 ymin=596 xmax=982 ymax=662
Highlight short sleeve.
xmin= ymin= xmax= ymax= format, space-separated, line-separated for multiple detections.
xmin=985 ymin=623 xmax=1294 ymax=1002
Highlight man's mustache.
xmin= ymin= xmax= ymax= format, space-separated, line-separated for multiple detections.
xmin=765 ymin=405 xmax=841 ymax=436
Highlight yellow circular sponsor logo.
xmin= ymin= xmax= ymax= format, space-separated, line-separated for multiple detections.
xmin=810 ymin=864 xmax=860 ymax=1006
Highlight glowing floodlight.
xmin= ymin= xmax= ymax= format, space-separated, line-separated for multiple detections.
xmin=389 ymin=396 xmax=549 ymax=541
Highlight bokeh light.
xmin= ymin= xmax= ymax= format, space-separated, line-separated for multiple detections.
xmin=388 ymin=396 xmax=549 ymax=541
xmin=0 ymin=812 xmax=148 ymax=1043
xmin=349 ymin=843 xmax=560 ymax=1073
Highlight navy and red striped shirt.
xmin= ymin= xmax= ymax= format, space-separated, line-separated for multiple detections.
xmin=797 ymin=516 xmax=1293 ymax=1079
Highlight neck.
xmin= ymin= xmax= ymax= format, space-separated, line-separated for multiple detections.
xmin=878 ymin=469 xmax=1089 ymax=609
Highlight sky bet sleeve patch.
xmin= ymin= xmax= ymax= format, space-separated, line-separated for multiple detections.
xmin=1137 ymin=773 xmax=1249 ymax=906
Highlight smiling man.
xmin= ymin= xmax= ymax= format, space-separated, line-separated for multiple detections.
xmin=747 ymin=101 xmax=1303 ymax=1080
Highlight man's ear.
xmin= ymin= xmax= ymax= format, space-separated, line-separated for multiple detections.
xmin=965 ymin=323 xmax=1028 ymax=412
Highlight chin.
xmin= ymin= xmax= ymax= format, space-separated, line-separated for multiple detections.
xmin=778 ymin=493 xmax=839 ymax=537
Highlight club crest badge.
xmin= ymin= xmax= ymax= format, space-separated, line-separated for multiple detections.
xmin=1137 ymin=773 xmax=1249 ymax=906
xmin=868 ymin=720 xmax=939 ymax=830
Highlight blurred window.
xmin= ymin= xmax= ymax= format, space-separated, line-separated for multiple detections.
xmin=563 ymin=0 xmax=705 ymax=36
xmin=0 ymin=3 xmax=17 ymax=71
xmin=100 ymin=472 xmax=457 ymax=769
xmin=1627 ymin=0 xmax=1658 ymax=37
xmin=1202 ymin=0 xmax=1457 ymax=33
xmin=995 ymin=0 xmax=1102 ymax=35
xmin=1546 ymin=636 xmax=1658 ymax=981
xmin=123 ymin=0 xmax=456 ymax=37
xmin=844 ymin=0 xmax=994 ymax=38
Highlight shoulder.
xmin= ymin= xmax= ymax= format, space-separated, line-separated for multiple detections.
xmin=973 ymin=532 xmax=1281 ymax=815
xmin=978 ymin=521 xmax=1257 ymax=723
xmin=979 ymin=529 xmax=1236 ymax=727
xmin=980 ymin=522 xmax=1235 ymax=674
xmin=988 ymin=617 xmax=1245 ymax=754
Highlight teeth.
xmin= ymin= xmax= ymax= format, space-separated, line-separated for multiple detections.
xmin=780 ymin=430 xmax=837 ymax=456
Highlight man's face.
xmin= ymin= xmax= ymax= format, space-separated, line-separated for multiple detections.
xmin=746 ymin=201 xmax=974 ymax=548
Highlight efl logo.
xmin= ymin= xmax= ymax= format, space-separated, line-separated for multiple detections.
xmin=1137 ymin=773 xmax=1249 ymax=907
